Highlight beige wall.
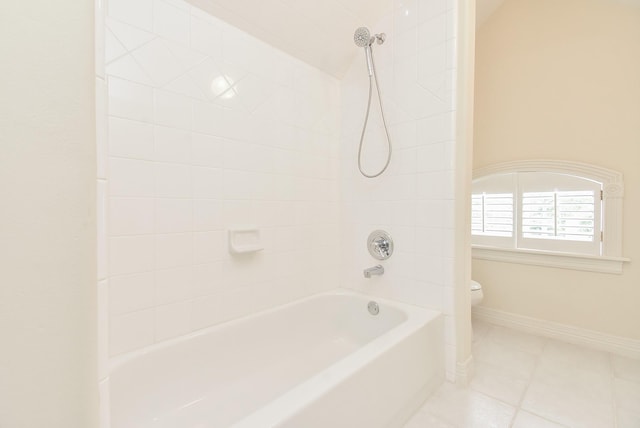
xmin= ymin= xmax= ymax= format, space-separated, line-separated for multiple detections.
xmin=473 ymin=0 xmax=640 ymax=340
xmin=0 ymin=1 xmax=97 ymax=427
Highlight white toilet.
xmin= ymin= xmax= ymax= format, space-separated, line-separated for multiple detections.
xmin=471 ymin=280 xmax=483 ymax=306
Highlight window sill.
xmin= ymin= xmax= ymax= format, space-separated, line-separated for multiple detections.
xmin=472 ymin=246 xmax=630 ymax=274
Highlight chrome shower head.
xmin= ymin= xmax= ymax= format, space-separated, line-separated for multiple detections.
xmin=354 ymin=27 xmax=371 ymax=47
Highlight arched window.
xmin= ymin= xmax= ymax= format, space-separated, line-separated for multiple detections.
xmin=471 ymin=160 xmax=628 ymax=273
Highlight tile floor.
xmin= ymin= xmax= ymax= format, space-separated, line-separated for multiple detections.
xmin=404 ymin=319 xmax=640 ymax=427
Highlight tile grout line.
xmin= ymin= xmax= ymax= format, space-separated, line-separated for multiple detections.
xmin=509 ymin=335 xmax=545 ymax=427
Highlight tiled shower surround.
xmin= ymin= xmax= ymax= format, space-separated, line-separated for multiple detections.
xmin=100 ymin=0 xmax=459 ymax=379
xmin=104 ymin=0 xmax=341 ymax=355
xmin=340 ymin=0 xmax=459 ymax=379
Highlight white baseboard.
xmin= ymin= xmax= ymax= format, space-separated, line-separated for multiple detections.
xmin=472 ymin=306 xmax=640 ymax=359
xmin=455 ymin=355 xmax=475 ymax=386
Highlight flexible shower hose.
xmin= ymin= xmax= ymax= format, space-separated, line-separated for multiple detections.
xmin=357 ymin=49 xmax=393 ymax=178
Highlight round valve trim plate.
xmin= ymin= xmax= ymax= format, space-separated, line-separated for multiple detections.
xmin=367 ymin=230 xmax=394 ymax=260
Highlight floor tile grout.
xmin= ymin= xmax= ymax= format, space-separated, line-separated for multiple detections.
xmin=404 ymin=320 xmax=640 ymax=428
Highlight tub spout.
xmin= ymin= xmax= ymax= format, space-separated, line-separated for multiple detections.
xmin=363 ymin=265 xmax=384 ymax=278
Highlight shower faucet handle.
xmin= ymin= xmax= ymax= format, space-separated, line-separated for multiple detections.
xmin=367 ymin=230 xmax=394 ymax=260
xmin=373 ymin=238 xmax=390 ymax=258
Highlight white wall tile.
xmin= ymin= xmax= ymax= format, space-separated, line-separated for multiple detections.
xmin=417 ymin=142 xmax=445 ymax=172
xmin=153 ymin=0 xmax=189 ymax=45
xmin=194 ymin=231 xmax=226 ymax=264
xmin=394 ymin=27 xmax=418 ymax=60
xmin=109 ymin=235 xmax=155 ymax=275
xmin=106 ymin=54 xmax=155 ymax=85
xmin=110 ymin=309 xmax=155 ymax=355
xmin=108 ymin=0 xmax=153 ymax=32
xmin=192 ymin=167 xmax=223 ymax=199
xmin=156 ymin=233 xmax=193 ymax=269
xmin=193 ymin=262 xmax=225 ymax=296
xmin=106 ymin=18 xmax=155 ymax=52
xmin=110 ymin=158 xmax=155 ymax=197
xmin=190 ymin=15 xmax=223 ymax=59
xmin=339 ymin=0 xmax=457 ymax=381
xmin=223 ymin=170 xmax=273 ymax=200
xmin=108 ymin=77 xmax=154 ymax=122
xmin=156 ymin=163 xmax=192 ymax=198
xmin=194 ymin=199 xmax=224 ymax=231
xmin=131 ymin=39 xmax=187 ymax=86
xmin=164 ymin=39 xmax=207 ymax=71
xmin=190 ymin=294 xmax=220 ymax=331
xmin=224 ymin=141 xmax=273 ymax=173
xmin=109 ymin=197 xmax=155 ymax=236
xmin=418 ymin=42 xmax=447 ymax=80
xmin=418 ymin=0 xmax=447 ymax=24
xmin=102 ymin=0 xmax=460 ymax=390
xmin=191 ymin=134 xmax=224 ymax=168
xmin=109 ymin=117 xmax=154 ymax=159
xmin=418 ymin=13 xmax=447 ymax=51
xmin=155 ymin=266 xmax=194 ymax=304
xmin=154 ymin=126 xmax=191 ymax=164
xmin=154 ymin=89 xmax=192 ymax=130
xmin=156 ymin=198 xmax=192 ymax=233
xmin=104 ymin=0 xmax=355 ymax=357
xmin=109 ymin=272 xmax=155 ymax=315
xmin=192 ymin=100 xmax=226 ymax=136
xmin=394 ymin=0 xmax=419 ymax=33
xmin=155 ymin=301 xmax=192 ymax=341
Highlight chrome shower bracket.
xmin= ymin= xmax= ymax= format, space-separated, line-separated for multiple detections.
xmin=367 ymin=230 xmax=394 ymax=260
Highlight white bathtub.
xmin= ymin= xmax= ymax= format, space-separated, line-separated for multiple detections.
xmin=109 ymin=289 xmax=444 ymax=428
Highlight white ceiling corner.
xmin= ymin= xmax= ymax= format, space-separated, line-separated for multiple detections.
xmin=186 ymin=0 xmax=393 ymax=78
xmin=186 ymin=0 xmax=639 ymax=77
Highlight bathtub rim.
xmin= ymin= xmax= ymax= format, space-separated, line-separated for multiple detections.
xmin=109 ymin=288 xmax=440 ymax=373
xmin=230 ymin=293 xmax=443 ymax=427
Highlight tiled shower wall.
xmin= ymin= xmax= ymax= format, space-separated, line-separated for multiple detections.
xmin=102 ymin=0 xmax=341 ymax=356
xmin=340 ymin=0 xmax=459 ymax=380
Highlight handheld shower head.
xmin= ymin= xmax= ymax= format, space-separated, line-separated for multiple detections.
xmin=354 ymin=27 xmax=374 ymax=76
xmin=354 ymin=27 xmax=371 ymax=47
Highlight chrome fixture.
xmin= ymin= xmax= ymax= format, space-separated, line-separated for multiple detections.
xmin=353 ymin=27 xmax=393 ymax=178
xmin=363 ymin=265 xmax=384 ymax=278
xmin=353 ymin=27 xmax=385 ymax=76
xmin=367 ymin=230 xmax=394 ymax=260
xmin=367 ymin=301 xmax=380 ymax=315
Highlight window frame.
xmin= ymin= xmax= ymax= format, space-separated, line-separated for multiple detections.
xmin=471 ymin=160 xmax=628 ymax=274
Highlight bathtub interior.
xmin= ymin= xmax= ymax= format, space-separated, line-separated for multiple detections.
xmin=110 ymin=291 xmax=416 ymax=428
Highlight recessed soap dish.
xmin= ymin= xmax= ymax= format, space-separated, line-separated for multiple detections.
xmin=228 ymin=227 xmax=263 ymax=254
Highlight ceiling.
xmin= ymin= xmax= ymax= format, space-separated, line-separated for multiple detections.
xmin=187 ymin=0 xmax=394 ymax=78
xmin=186 ymin=0 xmax=639 ymax=78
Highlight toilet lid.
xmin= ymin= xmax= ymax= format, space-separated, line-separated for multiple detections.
xmin=471 ymin=280 xmax=481 ymax=291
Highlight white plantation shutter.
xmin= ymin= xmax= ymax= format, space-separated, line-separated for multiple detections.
xmin=472 ymin=193 xmax=513 ymax=237
xmin=556 ymin=191 xmax=596 ymax=241
xmin=471 ymin=161 xmax=626 ymax=272
xmin=521 ymin=191 xmax=556 ymax=238
xmin=518 ymin=172 xmax=602 ymax=255
xmin=471 ymin=173 xmax=516 ymax=247
xmin=472 ymin=170 xmax=602 ymax=256
xmin=522 ymin=191 xmax=596 ymax=241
